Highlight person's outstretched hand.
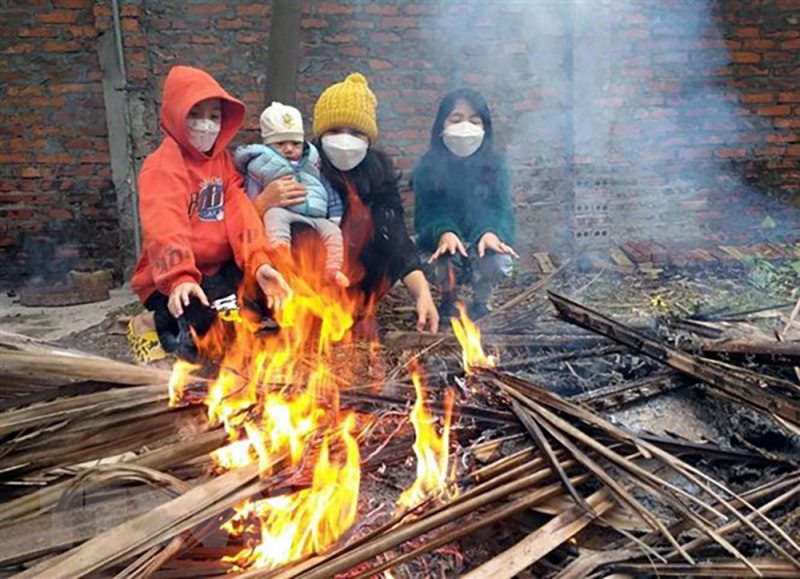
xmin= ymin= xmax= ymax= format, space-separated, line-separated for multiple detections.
xmin=428 ymin=231 xmax=468 ymax=263
xmin=477 ymin=232 xmax=519 ymax=258
xmin=168 ymin=282 xmax=209 ymax=318
xmin=415 ymin=290 xmax=440 ymax=334
xmin=256 ymin=264 xmax=292 ymax=310
xmin=254 ymin=176 xmax=307 ymax=216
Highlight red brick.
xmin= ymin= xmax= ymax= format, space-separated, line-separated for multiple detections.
xmin=36 ymin=153 xmax=73 ymax=163
xmin=341 ymin=46 xmax=368 ymax=57
xmin=48 ymin=208 xmax=72 ymax=219
xmin=43 ymin=40 xmax=81 ymax=52
xmin=325 ymin=33 xmax=358 ymax=43
xmin=766 ymin=134 xmax=800 ymax=143
xmin=18 ymin=27 xmax=59 ymax=37
xmin=765 ymin=51 xmax=794 ymax=62
xmin=80 ymin=152 xmax=109 ymax=164
xmin=302 ymin=18 xmax=329 ymax=29
xmin=733 ymin=64 xmax=768 ymax=76
xmin=404 ymin=4 xmax=435 ymax=15
xmin=0 ymin=153 xmax=29 ymax=163
xmin=730 ymin=52 xmax=761 ymax=63
xmin=53 ymin=0 xmax=91 ymax=6
xmin=650 ymin=81 xmax=681 ymax=93
xmin=1 ymin=42 xmax=33 ymax=54
xmin=30 ymin=96 xmax=67 ymax=107
xmin=188 ymin=4 xmax=226 ymax=15
xmin=371 ymin=32 xmax=400 ymax=42
xmin=734 ymin=27 xmax=760 ymax=38
xmin=316 ymin=3 xmax=353 ymax=14
xmin=779 ymin=93 xmax=800 ymax=102
xmin=19 ymin=167 xmax=46 ymax=178
xmin=7 ymin=86 xmax=43 ymax=96
xmin=365 ymin=4 xmax=397 ymax=15
xmin=121 ymin=17 xmax=138 ymax=31
xmin=380 ymin=16 xmax=417 ymax=28
xmin=237 ymin=33 xmax=261 ymax=44
xmin=66 ymin=25 xmax=98 ymax=38
xmin=715 ymin=148 xmax=747 ymax=159
xmin=756 ymin=147 xmax=786 ymax=156
xmin=742 ymin=93 xmax=774 ymax=103
xmin=788 ymin=146 xmax=800 ymax=156
xmin=781 ymin=39 xmax=800 ymax=49
xmin=190 ymin=34 xmax=216 ymax=44
xmin=757 ymin=105 xmax=791 ymax=116
xmin=743 ymin=39 xmax=776 ymax=49
xmin=237 ymin=4 xmax=268 ymax=17
xmin=121 ymin=4 xmax=140 ymax=17
xmin=368 ymin=59 xmax=393 ymax=71
xmin=37 ymin=10 xmax=78 ymax=23
xmin=217 ymin=19 xmax=250 ymax=30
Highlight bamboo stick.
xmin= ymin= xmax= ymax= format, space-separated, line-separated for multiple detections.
xmin=462 ymin=489 xmax=615 ymax=579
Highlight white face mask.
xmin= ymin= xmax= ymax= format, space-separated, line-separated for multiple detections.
xmin=442 ymin=122 xmax=485 ymax=158
xmin=186 ymin=118 xmax=221 ymax=153
xmin=322 ymin=133 xmax=369 ymax=171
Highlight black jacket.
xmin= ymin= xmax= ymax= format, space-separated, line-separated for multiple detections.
xmin=325 ymin=153 xmax=421 ymax=300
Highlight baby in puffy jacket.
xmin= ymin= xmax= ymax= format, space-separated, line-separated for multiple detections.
xmin=234 ymin=102 xmax=348 ymax=286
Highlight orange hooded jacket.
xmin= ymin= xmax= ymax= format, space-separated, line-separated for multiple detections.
xmin=130 ymin=66 xmax=270 ymax=303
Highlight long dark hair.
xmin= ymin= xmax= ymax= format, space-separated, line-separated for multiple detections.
xmin=420 ymin=88 xmax=502 ymax=190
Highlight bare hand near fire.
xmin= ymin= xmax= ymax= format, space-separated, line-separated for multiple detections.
xmin=478 ymin=232 xmax=519 ymax=259
xmin=416 ymin=292 xmax=440 ymax=334
xmin=428 ymin=232 xmax=468 ymax=263
xmin=168 ymin=282 xmax=209 ymax=318
xmin=255 ymin=176 xmax=307 ymax=216
xmin=256 ymin=264 xmax=292 ymax=311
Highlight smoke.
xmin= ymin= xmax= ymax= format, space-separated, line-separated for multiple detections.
xmin=418 ymin=0 xmax=796 ymax=253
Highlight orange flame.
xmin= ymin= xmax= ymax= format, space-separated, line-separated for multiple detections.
xmin=451 ymin=304 xmax=496 ymax=375
xmin=168 ymin=243 xmax=363 ymax=571
xmin=167 ymin=360 xmax=199 ymax=407
xmin=224 ymin=413 xmax=361 ymax=569
xmin=397 ymin=370 xmax=457 ymax=511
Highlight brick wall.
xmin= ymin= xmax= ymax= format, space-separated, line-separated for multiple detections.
xmin=3 ymin=0 xmax=800 ymax=286
xmin=0 ymin=0 xmax=119 ymax=285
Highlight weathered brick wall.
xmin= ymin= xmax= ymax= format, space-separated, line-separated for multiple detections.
xmin=3 ymin=0 xmax=800 ymax=285
xmin=569 ymin=0 xmax=800 ymax=253
xmin=0 ymin=0 xmax=119 ymax=285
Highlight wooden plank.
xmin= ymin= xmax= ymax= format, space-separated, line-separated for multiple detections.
xmin=13 ymin=463 xmax=267 ymax=579
xmin=549 ymin=292 xmax=800 ymax=428
xmin=533 ymin=252 xmax=555 ymax=274
xmin=608 ymin=247 xmax=635 ymax=272
xmin=0 ymin=488 xmax=171 ymax=565
xmin=616 ymin=558 xmax=800 ymax=577
xmin=461 ymin=490 xmax=615 ymax=579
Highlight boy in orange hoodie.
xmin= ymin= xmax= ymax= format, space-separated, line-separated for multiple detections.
xmin=127 ymin=65 xmax=290 ymax=363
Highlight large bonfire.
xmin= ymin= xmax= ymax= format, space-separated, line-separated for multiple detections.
xmin=165 ymin=246 xmax=489 ymax=571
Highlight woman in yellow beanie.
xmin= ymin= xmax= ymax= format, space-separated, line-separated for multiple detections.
xmin=255 ymin=73 xmax=439 ymax=334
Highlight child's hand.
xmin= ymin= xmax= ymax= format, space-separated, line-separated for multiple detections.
xmin=477 ymin=232 xmax=519 ymax=258
xmin=255 ymin=176 xmax=307 ymax=215
xmin=429 ymin=232 xmax=468 ymax=263
xmin=256 ymin=264 xmax=292 ymax=310
xmin=168 ymin=282 xmax=209 ymax=318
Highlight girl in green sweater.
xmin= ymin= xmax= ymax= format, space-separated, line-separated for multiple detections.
xmin=412 ymin=89 xmax=517 ymax=320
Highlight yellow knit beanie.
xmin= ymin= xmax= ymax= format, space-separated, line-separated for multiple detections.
xmin=313 ymin=73 xmax=378 ymax=142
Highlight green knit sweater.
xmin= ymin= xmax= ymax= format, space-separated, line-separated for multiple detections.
xmin=412 ymin=153 xmax=516 ymax=253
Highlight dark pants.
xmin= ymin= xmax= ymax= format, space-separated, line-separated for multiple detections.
xmin=144 ymin=262 xmax=256 ymax=360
